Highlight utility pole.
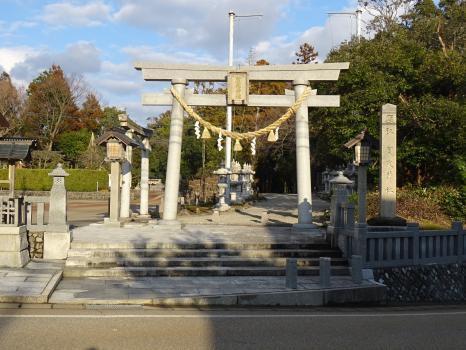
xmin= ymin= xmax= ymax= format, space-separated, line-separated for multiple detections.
xmin=225 ymin=11 xmax=234 ymax=171
xmin=328 ymin=8 xmax=363 ymax=43
xmin=225 ymin=11 xmax=262 ymax=170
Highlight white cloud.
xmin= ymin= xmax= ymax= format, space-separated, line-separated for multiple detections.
xmin=10 ymin=42 xmax=101 ymax=81
xmin=0 ymin=46 xmax=36 ymax=73
xmin=122 ymin=45 xmax=220 ymax=65
xmin=113 ymin=0 xmax=289 ymax=57
xmin=41 ymin=1 xmax=111 ymax=27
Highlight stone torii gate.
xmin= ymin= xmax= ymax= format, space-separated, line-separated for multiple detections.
xmin=135 ymin=62 xmax=349 ymax=229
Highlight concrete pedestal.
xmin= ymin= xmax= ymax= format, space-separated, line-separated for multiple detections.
xmin=0 ymin=225 xmax=29 ymax=267
xmin=44 ymin=231 xmax=71 ymax=259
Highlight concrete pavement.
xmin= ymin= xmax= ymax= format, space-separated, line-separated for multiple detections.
xmin=0 ymin=306 xmax=466 ymax=349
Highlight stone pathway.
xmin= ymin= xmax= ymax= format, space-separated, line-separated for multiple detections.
xmin=178 ymin=193 xmax=329 ymax=226
xmin=0 ymin=260 xmax=63 ymax=303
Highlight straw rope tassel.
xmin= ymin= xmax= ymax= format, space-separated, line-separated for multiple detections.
xmin=234 ymin=139 xmax=243 ymax=151
xmin=201 ymin=127 xmax=211 ymax=139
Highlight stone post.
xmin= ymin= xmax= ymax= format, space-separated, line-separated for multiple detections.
xmin=319 ymin=257 xmax=331 ymax=287
xmin=8 ymin=161 xmax=15 ymax=198
xmin=353 ymin=223 xmax=368 ymax=264
xmin=351 ymin=255 xmax=363 ymax=284
xmin=139 ymin=137 xmax=150 ymax=218
xmin=120 ymin=130 xmax=133 ymax=219
xmin=293 ymin=79 xmax=315 ymax=229
xmin=357 ymin=165 xmax=367 ymax=223
xmin=380 ymin=104 xmax=397 ymax=218
xmin=105 ymin=161 xmax=122 ymax=226
xmin=285 ymin=258 xmax=298 ymax=289
xmin=44 ymin=163 xmax=70 ymax=259
xmin=161 ymin=79 xmax=187 ymax=224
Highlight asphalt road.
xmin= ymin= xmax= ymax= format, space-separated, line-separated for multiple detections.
xmin=1 ymin=306 xmax=466 ymax=350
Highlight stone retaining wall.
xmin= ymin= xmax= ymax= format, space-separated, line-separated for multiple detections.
xmin=373 ymin=263 xmax=466 ymax=304
xmin=27 ymin=231 xmax=44 ymax=259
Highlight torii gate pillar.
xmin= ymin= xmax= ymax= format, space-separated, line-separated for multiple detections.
xmin=161 ymin=79 xmax=187 ymax=224
xmin=293 ymin=79 xmax=315 ymax=229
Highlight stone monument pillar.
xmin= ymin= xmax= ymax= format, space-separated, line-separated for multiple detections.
xmin=380 ymin=104 xmax=397 ymax=218
xmin=44 ymin=163 xmax=71 ymax=259
xmin=120 ymin=130 xmax=133 ymax=219
xmin=293 ymin=79 xmax=315 ymax=230
xmin=161 ymin=79 xmax=187 ymax=224
xmin=139 ymin=137 xmax=150 ymax=218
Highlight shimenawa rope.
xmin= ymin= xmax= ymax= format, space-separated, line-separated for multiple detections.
xmin=170 ymin=86 xmax=312 ymax=141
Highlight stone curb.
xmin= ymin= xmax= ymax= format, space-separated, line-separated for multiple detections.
xmin=0 ymin=285 xmax=386 ymax=309
xmin=0 ymin=283 xmax=385 ymax=309
xmin=0 ymin=271 xmax=62 ymax=304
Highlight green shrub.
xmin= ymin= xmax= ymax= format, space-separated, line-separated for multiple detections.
xmin=0 ymin=168 xmax=108 ymax=192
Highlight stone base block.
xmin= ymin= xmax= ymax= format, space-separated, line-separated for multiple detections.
xmin=44 ymin=231 xmax=71 ymax=260
xmin=157 ymin=220 xmax=182 ymax=229
xmin=292 ymin=225 xmax=322 ymax=237
xmin=216 ymin=204 xmax=230 ymax=212
xmin=103 ymin=218 xmax=123 ymax=227
xmin=0 ymin=249 xmax=29 ymax=267
xmin=0 ymin=225 xmax=30 ymax=267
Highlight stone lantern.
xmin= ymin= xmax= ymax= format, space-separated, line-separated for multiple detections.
xmin=213 ymin=166 xmax=231 ymax=212
xmin=344 ymin=129 xmax=374 ymax=223
xmin=97 ymin=129 xmax=139 ymax=226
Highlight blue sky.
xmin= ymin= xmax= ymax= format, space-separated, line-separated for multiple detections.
xmin=0 ymin=0 xmax=360 ymax=125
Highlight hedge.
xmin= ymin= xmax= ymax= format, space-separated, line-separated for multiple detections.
xmin=0 ymin=169 xmax=109 ymax=192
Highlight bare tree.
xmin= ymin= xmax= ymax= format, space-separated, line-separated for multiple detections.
xmin=360 ymin=0 xmax=416 ymax=32
xmin=0 ymin=72 xmax=26 ymax=136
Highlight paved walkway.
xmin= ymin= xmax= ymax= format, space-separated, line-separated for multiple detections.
xmin=0 ymin=261 xmax=63 ymax=303
xmin=178 ymin=193 xmax=329 ymax=226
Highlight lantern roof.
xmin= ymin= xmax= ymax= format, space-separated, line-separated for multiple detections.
xmin=48 ymin=163 xmax=69 ymax=177
xmin=343 ymin=128 xmax=376 ymax=149
xmin=96 ymin=128 xmax=140 ymax=148
xmin=329 ymin=171 xmax=353 ymax=185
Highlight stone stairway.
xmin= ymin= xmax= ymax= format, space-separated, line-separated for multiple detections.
xmin=64 ymin=240 xmax=349 ymax=278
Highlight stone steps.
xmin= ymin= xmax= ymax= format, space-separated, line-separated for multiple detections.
xmin=65 ymin=239 xmax=349 ymax=278
xmin=67 ymin=248 xmax=343 ymax=259
xmin=65 ymin=256 xmax=348 ymax=268
xmin=63 ymin=266 xmax=350 ymax=278
xmin=69 ymin=241 xmax=331 ymax=250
